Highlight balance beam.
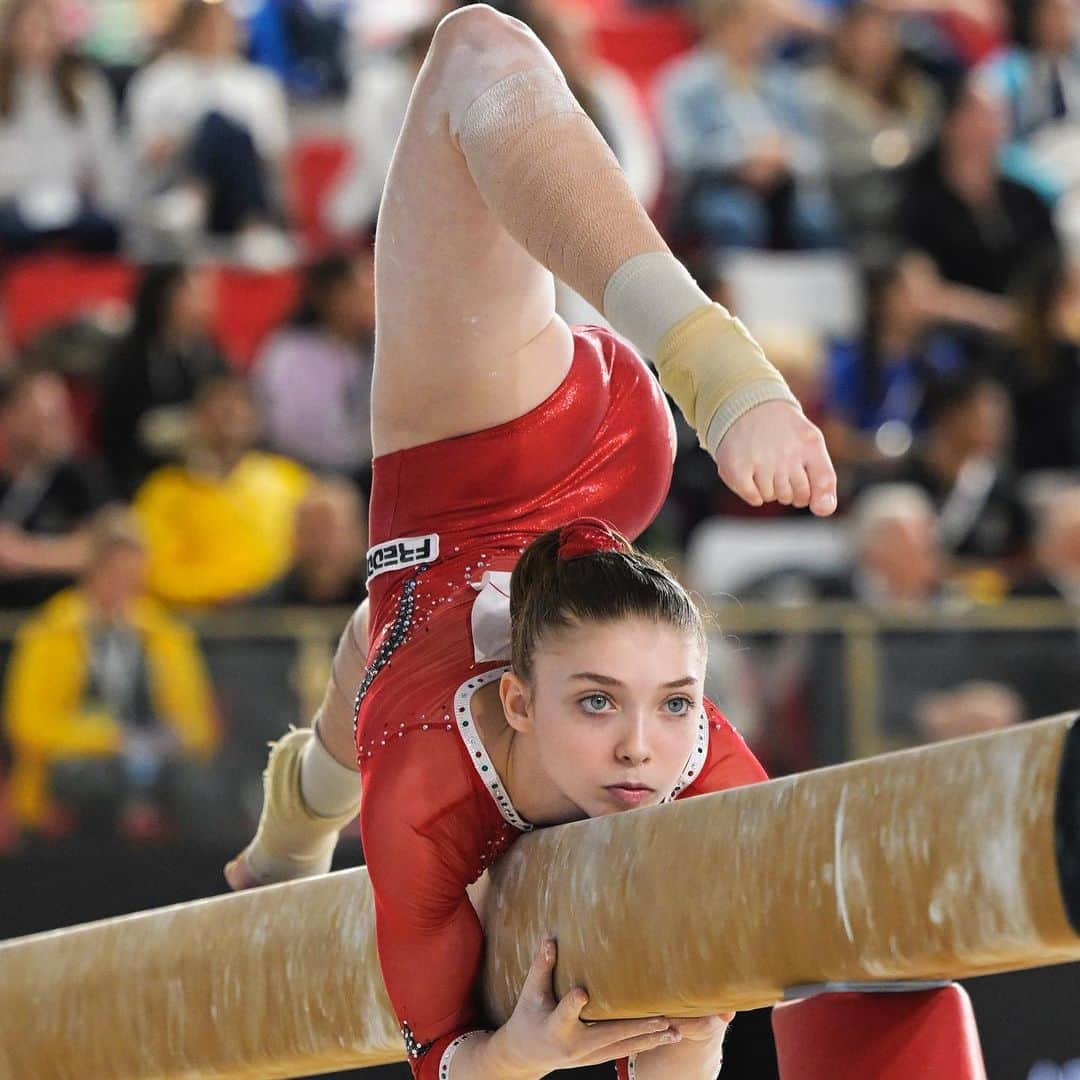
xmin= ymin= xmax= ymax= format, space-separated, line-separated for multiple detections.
xmin=2 ymin=712 xmax=1078 ymax=1078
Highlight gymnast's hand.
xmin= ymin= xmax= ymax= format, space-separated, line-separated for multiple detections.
xmin=714 ymin=401 xmax=838 ymax=517
xmin=630 ymin=1011 xmax=735 ymax=1079
xmin=484 ymin=939 xmax=682 ymax=1078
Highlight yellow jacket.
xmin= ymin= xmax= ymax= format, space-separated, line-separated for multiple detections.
xmin=3 ymin=589 xmax=218 ymax=828
xmin=134 ymin=452 xmax=311 ymax=607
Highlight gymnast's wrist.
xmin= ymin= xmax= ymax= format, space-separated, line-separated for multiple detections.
xmin=450 ymin=1028 xmax=538 ymax=1080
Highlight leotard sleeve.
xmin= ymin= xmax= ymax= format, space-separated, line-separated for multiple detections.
xmin=686 ymin=701 xmax=769 ymax=794
xmin=360 ymin=731 xmax=498 ymax=1079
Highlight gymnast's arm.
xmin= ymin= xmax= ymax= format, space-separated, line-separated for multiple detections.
xmin=362 ymin=746 xmax=681 ymax=1080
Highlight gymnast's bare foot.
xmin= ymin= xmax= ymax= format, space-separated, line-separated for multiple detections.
xmin=224 ymin=852 xmax=261 ymax=891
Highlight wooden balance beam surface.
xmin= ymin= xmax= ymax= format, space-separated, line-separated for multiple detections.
xmin=2 ymin=712 xmax=1079 ymax=1079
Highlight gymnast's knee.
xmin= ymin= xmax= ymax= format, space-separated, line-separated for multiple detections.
xmin=427 ymin=4 xmax=550 ymax=123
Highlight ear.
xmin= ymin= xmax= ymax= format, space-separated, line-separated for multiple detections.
xmin=499 ymin=670 xmax=535 ymax=735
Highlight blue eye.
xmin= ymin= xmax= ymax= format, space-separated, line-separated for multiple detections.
xmin=665 ymin=697 xmax=692 ymax=715
xmin=580 ymin=693 xmax=612 ymax=714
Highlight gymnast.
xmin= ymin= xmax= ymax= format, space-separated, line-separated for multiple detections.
xmin=226 ymin=6 xmax=836 ymax=1077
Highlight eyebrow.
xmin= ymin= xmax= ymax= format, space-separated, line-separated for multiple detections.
xmin=569 ymin=673 xmax=699 ymax=689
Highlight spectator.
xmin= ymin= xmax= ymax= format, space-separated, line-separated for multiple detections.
xmin=99 ymin=263 xmax=229 ymax=497
xmin=821 ymin=483 xmax=948 ymax=606
xmin=657 ymin=0 xmax=836 ymax=250
xmin=3 ymin=506 xmax=218 ymax=838
xmin=976 ymin=0 xmax=1080 ymax=204
xmin=822 ymin=258 xmax=964 ymax=470
xmin=914 ymin=679 xmax=1023 ymax=740
xmin=258 ymin=477 xmax=367 ymax=606
xmin=808 ymin=1 xmax=942 ymax=261
xmin=995 ymin=246 xmax=1080 ymax=471
xmin=0 ymin=0 xmax=122 ymax=256
xmin=125 ymin=0 xmax=292 ymax=264
xmin=244 ymin=0 xmax=351 ymax=98
xmin=324 ymin=19 xmax=435 ymax=241
xmin=252 ymin=252 xmax=375 ymax=488
xmin=902 ymin=73 xmax=1060 ymax=307
xmin=0 ymin=371 xmax=109 ymax=609
xmin=1014 ymin=485 xmax=1080 ymax=601
xmin=134 ymin=375 xmax=310 ymax=607
xmin=892 ymin=373 xmax=1031 ymax=562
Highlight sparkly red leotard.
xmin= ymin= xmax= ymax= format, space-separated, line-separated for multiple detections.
xmin=358 ymin=327 xmax=767 ymax=1080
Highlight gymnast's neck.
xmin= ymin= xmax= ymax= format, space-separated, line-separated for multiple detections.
xmin=470 ymin=682 xmax=588 ymax=828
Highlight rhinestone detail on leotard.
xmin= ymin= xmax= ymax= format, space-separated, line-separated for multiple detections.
xmin=401 ymin=1020 xmax=433 ymax=1060
xmin=454 ymin=666 xmax=533 ymax=832
xmin=353 ymin=569 xmax=424 ymax=746
xmin=665 ymin=711 xmax=709 ymax=800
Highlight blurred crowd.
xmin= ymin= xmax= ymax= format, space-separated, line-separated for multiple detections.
xmin=0 ymin=0 xmax=1078 ymax=845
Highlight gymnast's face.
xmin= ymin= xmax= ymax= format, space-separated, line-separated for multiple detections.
xmin=501 ymin=615 xmax=705 ymax=823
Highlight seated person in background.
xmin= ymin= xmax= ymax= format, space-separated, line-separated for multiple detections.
xmin=257 ymin=477 xmax=367 ymax=607
xmin=134 ymin=375 xmax=310 ymax=608
xmin=0 ymin=0 xmax=122 ymax=256
xmin=822 ymin=258 xmax=964 ymax=472
xmin=124 ymin=0 xmax=291 ymax=263
xmin=325 ymin=19 xmax=437 ymax=241
xmin=0 ymin=371 xmax=109 ymax=609
xmin=975 ymin=0 xmax=1080 ymax=205
xmin=819 ymin=483 xmax=948 ymax=608
xmin=808 ymin=0 xmax=942 ymax=262
xmin=657 ymin=0 xmax=836 ymax=251
xmin=901 ymin=72 xmax=1060 ymax=334
xmin=1013 ymin=485 xmax=1080 ymax=602
xmin=994 ymin=248 xmax=1080 ymax=472
xmin=915 ymin=679 xmax=1023 ymax=741
xmin=99 ymin=263 xmax=229 ymax=497
xmin=252 ymin=252 xmax=375 ymax=493
xmin=3 ymin=507 xmax=217 ymax=840
xmin=890 ymin=372 xmax=1031 ymax=565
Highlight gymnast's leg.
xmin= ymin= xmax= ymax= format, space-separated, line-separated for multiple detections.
xmin=225 ymin=601 xmax=368 ymax=887
xmin=374 ymin=4 xmax=835 ymax=512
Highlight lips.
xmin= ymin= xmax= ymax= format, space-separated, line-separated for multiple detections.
xmin=605 ymin=784 xmax=655 ymax=806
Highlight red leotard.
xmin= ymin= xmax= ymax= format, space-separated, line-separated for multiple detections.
xmin=358 ymin=327 xmax=767 ymax=1079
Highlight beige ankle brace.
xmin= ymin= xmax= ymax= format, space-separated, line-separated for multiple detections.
xmin=655 ymin=303 xmax=801 ymax=458
xmin=243 ymin=727 xmax=359 ymax=884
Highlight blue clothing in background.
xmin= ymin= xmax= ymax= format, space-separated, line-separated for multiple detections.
xmin=825 ymin=334 xmax=964 ymax=432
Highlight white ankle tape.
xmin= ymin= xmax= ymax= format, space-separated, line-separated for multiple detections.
xmin=603 ymin=252 xmax=799 ymax=455
xmin=300 ymin=725 xmax=362 ymax=819
xmin=602 ymin=252 xmax=711 ymax=359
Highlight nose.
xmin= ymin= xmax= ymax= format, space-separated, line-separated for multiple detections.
xmin=615 ymin=713 xmax=651 ymax=767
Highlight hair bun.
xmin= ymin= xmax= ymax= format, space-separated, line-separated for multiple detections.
xmin=557 ymin=517 xmax=623 ymax=562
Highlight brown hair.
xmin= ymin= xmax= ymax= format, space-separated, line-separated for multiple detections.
xmin=0 ymin=0 xmax=84 ymax=121
xmin=510 ymin=523 xmax=705 ymax=681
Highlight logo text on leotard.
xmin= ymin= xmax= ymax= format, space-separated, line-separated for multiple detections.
xmin=366 ymin=534 xmax=440 ymax=583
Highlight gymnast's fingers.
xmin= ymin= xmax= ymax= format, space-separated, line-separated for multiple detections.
xmin=523 ymin=939 xmax=559 ymax=1010
xmin=575 ymin=1015 xmax=674 ymax=1056
xmin=668 ymin=1013 xmax=731 ymax=1041
xmin=574 ymin=1025 xmax=681 ymax=1066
